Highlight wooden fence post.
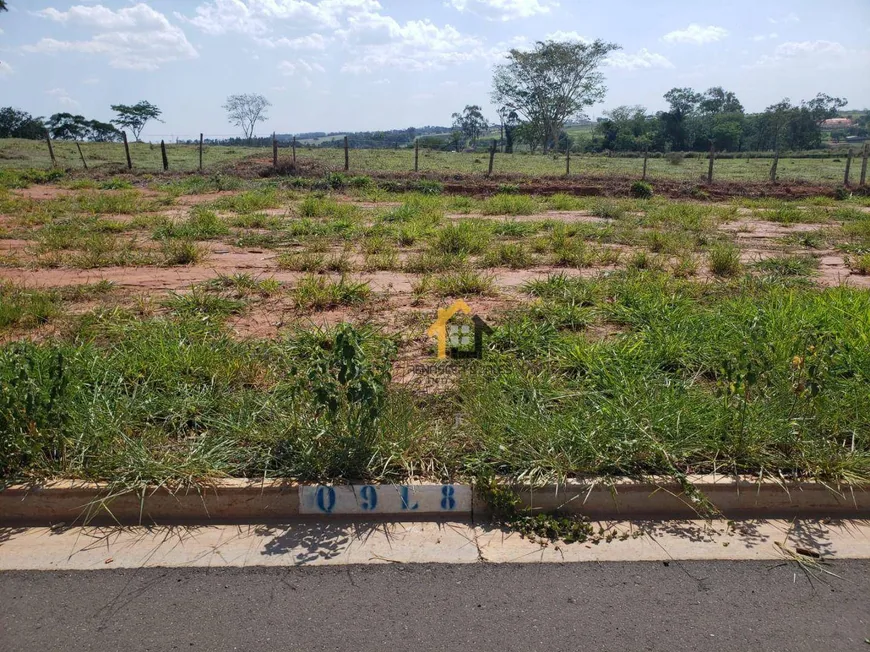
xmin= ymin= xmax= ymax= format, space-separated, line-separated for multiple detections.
xmin=272 ymin=133 xmax=278 ymax=168
xmin=292 ymin=136 xmax=297 ymax=165
xmin=844 ymin=148 xmax=853 ymax=187
xmin=344 ymin=136 xmax=349 ymax=172
xmin=860 ymin=143 xmax=868 ymax=187
xmin=160 ymin=140 xmax=169 ymax=172
xmin=769 ymin=150 xmax=779 ymax=184
xmin=707 ymin=142 xmax=715 ymax=183
xmin=414 ymin=139 xmax=419 ymax=173
xmin=122 ymin=131 xmax=132 ymax=170
xmin=565 ymin=140 xmax=571 ymax=177
xmin=199 ymin=133 xmax=204 ymax=172
xmin=45 ymin=133 xmax=57 ymax=167
xmin=487 ymin=139 xmax=497 ymax=176
xmin=642 ymin=147 xmax=648 ymax=181
xmin=75 ymin=141 xmax=88 ymax=170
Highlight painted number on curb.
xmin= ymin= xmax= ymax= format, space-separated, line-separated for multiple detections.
xmin=299 ymin=485 xmax=471 ymax=515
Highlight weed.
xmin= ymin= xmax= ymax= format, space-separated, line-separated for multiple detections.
xmin=708 ymin=243 xmax=742 ymax=277
xmin=161 ymin=239 xmax=208 ymax=266
xmin=848 ymin=254 xmax=870 ymax=275
xmin=163 ymin=288 xmax=246 ymax=319
xmin=481 ymin=194 xmax=540 ymax=216
xmin=293 ymin=275 xmax=371 ymax=310
xmin=630 ymin=181 xmax=654 ymax=199
xmin=754 ymin=255 xmax=819 ymax=278
xmin=153 ymin=207 xmax=229 ymax=240
xmin=432 ymin=270 xmax=495 ymax=296
xmin=482 ymin=243 xmax=534 ymax=269
xmin=430 ymin=220 xmax=491 ymax=255
xmin=590 ymin=200 xmax=625 ymax=220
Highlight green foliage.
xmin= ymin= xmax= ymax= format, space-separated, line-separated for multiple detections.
xmin=708 ymin=243 xmax=742 ymax=277
xmin=630 ymin=180 xmax=654 ymax=199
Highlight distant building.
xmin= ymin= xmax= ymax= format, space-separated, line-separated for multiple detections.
xmin=821 ymin=118 xmax=854 ymax=129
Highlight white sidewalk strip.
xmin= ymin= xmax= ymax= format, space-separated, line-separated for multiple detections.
xmin=1 ymin=520 xmax=868 ymax=571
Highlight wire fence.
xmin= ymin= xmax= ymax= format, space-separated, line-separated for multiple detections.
xmin=2 ymin=135 xmax=868 ymax=187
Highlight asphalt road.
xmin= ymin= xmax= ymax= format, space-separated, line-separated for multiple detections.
xmin=2 ymin=561 xmax=868 ymax=652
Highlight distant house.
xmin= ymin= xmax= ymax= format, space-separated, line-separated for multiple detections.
xmin=822 ymin=118 xmax=854 ymax=129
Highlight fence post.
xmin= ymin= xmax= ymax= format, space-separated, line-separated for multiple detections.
xmin=272 ymin=133 xmax=278 ymax=168
xmin=344 ymin=135 xmax=349 ymax=172
xmin=160 ymin=140 xmax=169 ymax=171
xmin=769 ymin=150 xmax=779 ymax=184
xmin=642 ymin=147 xmax=648 ymax=181
xmin=565 ymin=140 xmax=571 ymax=177
xmin=861 ymin=143 xmax=868 ymax=187
xmin=292 ymin=136 xmax=297 ymax=165
xmin=844 ymin=148 xmax=853 ymax=187
xmin=199 ymin=133 xmax=204 ymax=172
xmin=414 ymin=138 xmax=419 ymax=172
xmin=122 ymin=131 xmax=132 ymax=170
xmin=487 ymin=139 xmax=497 ymax=176
xmin=707 ymin=141 xmax=715 ymax=183
xmin=45 ymin=133 xmax=57 ymax=167
xmin=75 ymin=141 xmax=88 ymax=170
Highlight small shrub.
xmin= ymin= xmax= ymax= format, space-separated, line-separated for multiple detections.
xmin=497 ymin=183 xmax=520 ymax=194
xmin=834 ymin=187 xmax=851 ymax=201
xmin=430 ymin=221 xmax=491 ymax=255
xmin=482 ymin=243 xmax=533 ymax=269
xmin=665 ymin=152 xmax=684 ymax=166
xmin=413 ymin=180 xmax=444 ymax=195
xmin=630 ymin=181 xmax=653 ymax=199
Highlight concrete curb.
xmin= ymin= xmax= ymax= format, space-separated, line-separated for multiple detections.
xmin=1 ymin=476 xmax=869 ymax=526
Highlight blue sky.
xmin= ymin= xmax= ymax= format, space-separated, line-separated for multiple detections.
xmin=1 ymin=0 xmax=868 ymax=140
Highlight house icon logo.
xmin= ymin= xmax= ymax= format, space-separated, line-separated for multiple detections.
xmin=427 ymin=300 xmax=493 ymax=360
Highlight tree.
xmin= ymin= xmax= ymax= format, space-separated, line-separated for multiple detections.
xmin=223 ymin=94 xmax=271 ymax=142
xmin=0 ymin=107 xmax=46 ymax=139
xmin=87 ymin=120 xmax=122 ymax=142
xmin=803 ymin=93 xmax=848 ymax=125
xmin=492 ymin=39 xmax=620 ymax=152
xmin=45 ymin=113 xmax=90 ymax=140
xmin=451 ymin=105 xmax=488 ymax=148
xmin=111 ymin=101 xmax=163 ymax=141
xmin=699 ymin=87 xmax=743 ymax=115
xmin=0 ymin=2 xmax=7 ymax=12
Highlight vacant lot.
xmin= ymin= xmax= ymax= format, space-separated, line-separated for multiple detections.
xmin=1 ymin=168 xmax=869 ymax=493
xmin=0 ymin=138 xmax=863 ymax=185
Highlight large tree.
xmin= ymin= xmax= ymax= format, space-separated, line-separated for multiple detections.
xmin=492 ymin=39 xmax=620 ymax=152
xmin=451 ymin=105 xmax=488 ymax=148
xmin=111 ymin=101 xmax=163 ymax=141
xmin=45 ymin=113 xmax=91 ymax=140
xmin=223 ymin=93 xmax=271 ymax=142
xmin=0 ymin=107 xmax=46 ymax=139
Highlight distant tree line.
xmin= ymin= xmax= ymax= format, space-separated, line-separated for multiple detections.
xmin=0 ymin=101 xmax=163 ymax=143
xmin=584 ymin=88 xmax=850 ymax=154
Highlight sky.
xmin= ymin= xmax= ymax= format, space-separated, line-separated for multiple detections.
xmin=1 ymin=0 xmax=869 ymax=140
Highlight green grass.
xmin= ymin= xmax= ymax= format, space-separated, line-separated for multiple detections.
xmin=1 ymin=273 xmax=869 ymax=490
xmin=292 ymin=274 xmax=371 ymax=310
xmin=754 ymin=255 xmax=819 ymax=278
xmin=163 ymin=288 xmax=247 ymax=319
xmin=0 ymin=284 xmax=62 ymax=330
xmin=153 ymin=207 xmax=229 ymax=240
xmin=432 ymin=270 xmax=496 ymax=296
xmin=708 ymin=243 xmax=743 ymax=277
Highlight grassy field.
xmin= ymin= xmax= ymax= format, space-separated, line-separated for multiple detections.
xmin=0 ymin=137 xmax=863 ymax=185
xmin=1 ymin=169 xmax=869 ymax=494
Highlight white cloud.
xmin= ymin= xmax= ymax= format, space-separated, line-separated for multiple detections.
xmin=82 ymin=77 xmax=100 ymax=85
xmin=46 ymin=87 xmax=80 ymax=108
xmin=339 ymin=16 xmax=482 ymax=72
xmin=752 ymin=33 xmax=778 ymax=42
xmin=606 ymin=48 xmax=674 ymax=71
xmin=446 ymin=0 xmax=557 ymax=21
xmin=768 ymin=12 xmax=799 ymax=25
xmin=0 ymin=61 xmax=13 ymax=76
xmin=279 ymin=58 xmax=326 ymax=75
xmin=663 ymin=24 xmax=728 ymax=45
xmin=373 ymin=78 xmax=391 ymax=85
xmin=748 ymin=40 xmax=859 ymax=69
xmin=545 ymin=30 xmax=589 ymax=43
xmin=179 ymin=0 xmax=381 ymax=36
xmin=26 ymin=3 xmax=197 ymax=71
xmin=255 ymin=33 xmax=329 ymax=50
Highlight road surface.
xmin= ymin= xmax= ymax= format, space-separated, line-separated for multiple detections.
xmin=2 ymin=560 xmax=868 ymax=652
